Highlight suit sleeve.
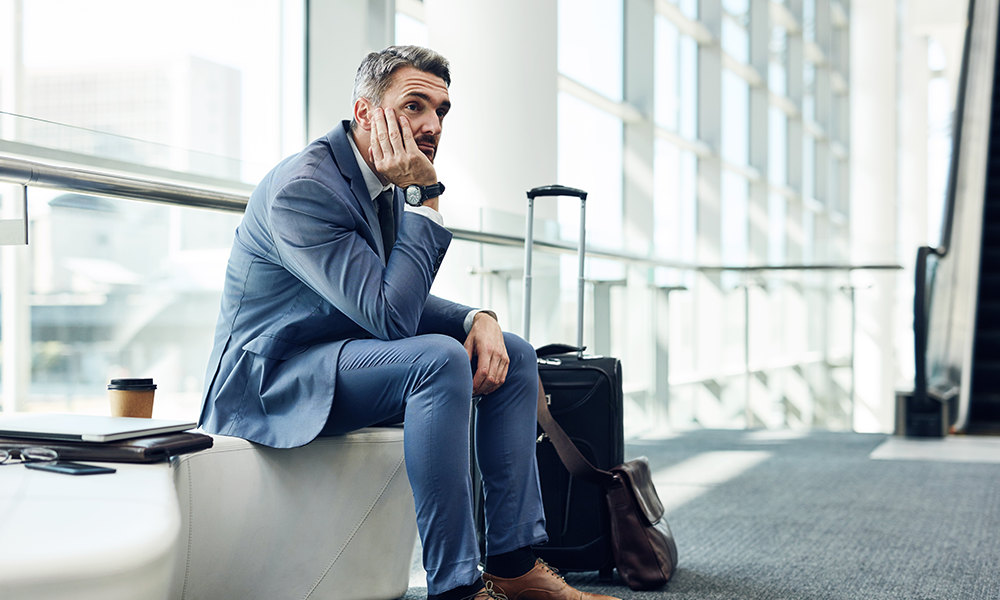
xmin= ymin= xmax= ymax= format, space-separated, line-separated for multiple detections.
xmin=417 ymin=294 xmax=476 ymax=341
xmin=269 ymin=177 xmax=452 ymax=341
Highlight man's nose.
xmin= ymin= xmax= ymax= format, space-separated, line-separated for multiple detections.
xmin=417 ymin=114 xmax=442 ymax=137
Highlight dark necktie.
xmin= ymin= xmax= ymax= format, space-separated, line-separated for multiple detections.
xmin=375 ymin=188 xmax=395 ymax=263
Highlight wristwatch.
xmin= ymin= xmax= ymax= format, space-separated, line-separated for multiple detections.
xmin=404 ymin=182 xmax=446 ymax=207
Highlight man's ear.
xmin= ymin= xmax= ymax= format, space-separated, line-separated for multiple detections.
xmin=353 ymin=99 xmax=373 ymax=131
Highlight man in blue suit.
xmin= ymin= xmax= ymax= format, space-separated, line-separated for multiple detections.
xmin=200 ymin=46 xmax=618 ymax=600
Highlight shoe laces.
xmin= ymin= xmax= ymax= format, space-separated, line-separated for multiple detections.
xmin=466 ymin=580 xmax=508 ymax=600
xmin=536 ymin=559 xmax=567 ymax=584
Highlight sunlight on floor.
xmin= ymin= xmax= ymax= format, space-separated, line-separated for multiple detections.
xmin=870 ymin=435 xmax=1000 ymax=464
xmin=652 ymin=450 xmax=773 ymax=514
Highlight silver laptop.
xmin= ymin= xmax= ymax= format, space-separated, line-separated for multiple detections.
xmin=0 ymin=413 xmax=197 ymax=443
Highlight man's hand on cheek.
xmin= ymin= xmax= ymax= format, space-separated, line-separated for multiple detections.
xmin=369 ymin=107 xmax=437 ymax=188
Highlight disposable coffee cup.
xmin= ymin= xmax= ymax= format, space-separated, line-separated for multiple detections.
xmin=108 ymin=378 xmax=157 ymax=418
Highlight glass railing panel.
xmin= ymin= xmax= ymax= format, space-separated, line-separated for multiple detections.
xmin=1 ymin=112 xmax=268 ymax=186
xmin=3 ymin=184 xmax=241 ymax=420
xmin=1 ymin=164 xmax=874 ymax=437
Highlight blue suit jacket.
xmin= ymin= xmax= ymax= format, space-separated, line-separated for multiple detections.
xmin=199 ymin=121 xmax=473 ymax=448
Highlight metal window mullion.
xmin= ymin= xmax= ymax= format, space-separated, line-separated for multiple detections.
xmin=785 ymin=0 xmax=805 ymax=265
xmin=749 ymin=0 xmax=770 ymax=266
xmin=814 ymin=0 xmax=833 ymax=218
xmin=697 ymin=0 xmax=724 ymax=268
xmin=837 ymin=15 xmax=850 ymax=221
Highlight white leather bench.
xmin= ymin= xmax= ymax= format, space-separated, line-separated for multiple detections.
xmin=167 ymin=428 xmax=418 ymax=600
xmin=0 ymin=459 xmax=180 ymax=600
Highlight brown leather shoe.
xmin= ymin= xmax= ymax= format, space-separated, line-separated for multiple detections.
xmin=482 ymin=560 xmax=621 ymax=600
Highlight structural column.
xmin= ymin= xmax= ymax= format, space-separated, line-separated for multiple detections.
xmin=424 ymin=0 xmax=558 ymax=225
xmin=306 ymin=0 xmax=395 ymax=141
xmin=850 ymin=0 xmax=898 ymax=433
xmin=425 ymin=0 xmax=560 ymax=341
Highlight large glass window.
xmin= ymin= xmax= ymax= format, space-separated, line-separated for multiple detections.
xmin=802 ymin=0 xmax=816 ymax=43
xmin=674 ymin=0 xmax=699 ymax=21
xmin=927 ymin=37 xmax=952 ymax=249
xmin=1 ymin=1 xmax=860 ymax=433
xmin=396 ymin=12 xmax=429 ymax=47
xmin=768 ymin=192 xmax=787 ymax=264
xmin=722 ymin=1 xmax=750 ymax=64
xmin=8 ymin=0 xmax=299 ymax=184
xmin=721 ymin=171 xmax=749 ymax=267
xmin=679 ymin=36 xmax=699 ymax=140
xmin=802 ymin=207 xmax=816 ymax=263
xmin=721 ymin=69 xmax=749 ymax=166
xmin=654 ymin=140 xmax=697 ymax=263
xmin=558 ymin=0 xmax=623 ymax=101
xmin=803 ymin=132 xmax=815 ymax=200
xmin=803 ymin=60 xmax=817 ymax=123
xmin=16 ymin=188 xmax=241 ymax=418
xmin=1 ymin=0 xmax=296 ymax=418
xmin=770 ymin=26 xmax=788 ymax=97
xmin=655 ymin=16 xmax=681 ymax=131
xmin=769 ymin=106 xmax=788 ymax=185
xmin=557 ymin=92 xmax=623 ymax=250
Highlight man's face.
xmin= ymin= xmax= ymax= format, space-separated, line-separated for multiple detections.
xmin=377 ymin=66 xmax=450 ymax=162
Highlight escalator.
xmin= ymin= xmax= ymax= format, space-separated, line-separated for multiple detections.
xmin=912 ymin=0 xmax=1000 ymax=436
xmin=968 ymin=67 xmax=1000 ymax=433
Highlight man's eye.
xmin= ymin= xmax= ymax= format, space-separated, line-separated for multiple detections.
xmin=405 ymin=103 xmax=420 ymax=111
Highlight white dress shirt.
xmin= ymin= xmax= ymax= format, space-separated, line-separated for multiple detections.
xmin=347 ymin=132 xmax=487 ymax=334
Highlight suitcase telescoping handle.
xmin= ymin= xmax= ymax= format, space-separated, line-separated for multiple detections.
xmin=523 ymin=185 xmax=588 ymax=358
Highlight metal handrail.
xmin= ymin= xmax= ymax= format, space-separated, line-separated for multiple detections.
xmin=0 ymin=153 xmax=901 ymax=273
xmin=912 ymin=0 xmax=978 ymax=413
xmin=0 ymin=155 xmax=249 ymax=213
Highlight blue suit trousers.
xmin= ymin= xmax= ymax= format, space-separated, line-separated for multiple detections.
xmin=320 ymin=332 xmax=548 ymax=594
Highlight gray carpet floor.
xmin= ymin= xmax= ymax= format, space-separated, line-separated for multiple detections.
xmin=401 ymin=430 xmax=1000 ymax=600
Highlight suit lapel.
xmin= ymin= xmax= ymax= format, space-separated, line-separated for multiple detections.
xmin=327 ymin=122 xmax=388 ymax=263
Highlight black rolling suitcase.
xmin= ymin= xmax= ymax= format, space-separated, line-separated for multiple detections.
xmin=523 ymin=185 xmax=624 ymax=580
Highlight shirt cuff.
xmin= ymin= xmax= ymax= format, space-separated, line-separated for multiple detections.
xmin=463 ymin=309 xmax=498 ymax=334
xmin=404 ymin=204 xmax=444 ymax=227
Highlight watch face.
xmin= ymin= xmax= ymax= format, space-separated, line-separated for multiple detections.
xmin=405 ymin=186 xmax=423 ymax=206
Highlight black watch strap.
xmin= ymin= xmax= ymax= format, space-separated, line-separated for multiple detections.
xmin=422 ymin=182 xmax=445 ymax=200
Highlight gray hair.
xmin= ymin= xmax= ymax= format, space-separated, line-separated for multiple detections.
xmin=350 ymin=46 xmax=451 ymax=130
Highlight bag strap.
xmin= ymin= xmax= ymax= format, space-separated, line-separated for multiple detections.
xmin=536 ymin=377 xmax=617 ymax=487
